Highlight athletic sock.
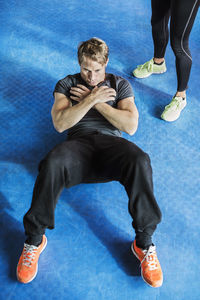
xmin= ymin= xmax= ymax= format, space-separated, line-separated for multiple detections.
xmin=154 ymin=61 xmax=164 ymax=65
xmin=175 ymin=95 xmax=186 ymax=101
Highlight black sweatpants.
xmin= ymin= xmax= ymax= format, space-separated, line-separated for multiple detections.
xmin=23 ymin=134 xmax=162 ymax=249
xmin=151 ymin=0 xmax=200 ymax=91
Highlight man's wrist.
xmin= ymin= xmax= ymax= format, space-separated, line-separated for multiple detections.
xmin=94 ymin=102 xmax=107 ymax=111
xmin=85 ymin=94 xmax=98 ymax=106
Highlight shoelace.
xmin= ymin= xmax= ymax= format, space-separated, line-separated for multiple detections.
xmin=141 ymin=245 xmax=158 ymax=271
xmin=165 ymin=97 xmax=185 ymax=111
xmin=137 ymin=59 xmax=154 ymax=72
xmin=22 ymin=243 xmax=38 ymax=267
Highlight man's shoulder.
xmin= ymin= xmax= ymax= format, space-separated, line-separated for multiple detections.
xmin=58 ymin=73 xmax=81 ymax=84
xmin=106 ymin=73 xmax=131 ymax=86
xmin=54 ymin=73 xmax=82 ymax=96
xmin=106 ymin=73 xmax=134 ymax=100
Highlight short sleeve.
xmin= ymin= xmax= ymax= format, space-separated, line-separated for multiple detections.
xmin=116 ymin=78 xmax=134 ymax=102
xmin=53 ymin=76 xmax=73 ymax=98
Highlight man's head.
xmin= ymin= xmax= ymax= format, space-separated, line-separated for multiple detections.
xmin=78 ymin=37 xmax=109 ymax=86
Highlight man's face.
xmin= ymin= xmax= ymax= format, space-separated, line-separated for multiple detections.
xmin=80 ymin=57 xmax=108 ymax=87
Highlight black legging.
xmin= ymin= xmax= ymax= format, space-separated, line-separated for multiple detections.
xmin=151 ymin=0 xmax=200 ymax=91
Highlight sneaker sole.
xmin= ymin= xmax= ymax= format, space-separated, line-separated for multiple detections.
xmin=161 ymin=113 xmax=180 ymax=122
xmin=16 ymin=236 xmax=47 ymax=284
xmin=133 ymin=69 xmax=167 ymax=79
xmin=131 ymin=242 xmax=163 ymax=288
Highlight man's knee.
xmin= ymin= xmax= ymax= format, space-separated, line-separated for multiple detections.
xmin=170 ymin=36 xmax=191 ymax=59
xmin=38 ymin=149 xmax=65 ymax=173
xmin=135 ymin=152 xmax=152 ymax=173
xmin=126 ymin=146 xmax=151 ymax=169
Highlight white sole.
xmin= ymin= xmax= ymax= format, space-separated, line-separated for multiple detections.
xmin=133 ymin=69 xmax=167 ymax=79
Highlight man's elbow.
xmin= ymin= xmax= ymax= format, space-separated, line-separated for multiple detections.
xmin=55 ymin=126 xmax=65 ymax=133
xmin=126 ymin=124 xmax=138 ymax=136
xmin=51 ymin=111 xmax=66 ymax=133
xmin=126 ymin=115 xmax=139 ymax=136
xmin=53 ymin=120 xmax=66 ymax=133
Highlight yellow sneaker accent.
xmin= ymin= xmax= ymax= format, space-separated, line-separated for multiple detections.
xmin=133 ymin=58 xmax=167 ymax=78
xmin=161 ymin=96 xmax=187 ymax=122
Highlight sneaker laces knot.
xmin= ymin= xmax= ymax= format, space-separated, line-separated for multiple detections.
xmin=22 ymin=244 xmax=38 ymax=267
xmin=166 ymin=97 xmax=184 ymax=111
xmin=137 ymin=59 xmax=154 ymax=72
xmin=141 ymin=245 xmax=158 ymax=271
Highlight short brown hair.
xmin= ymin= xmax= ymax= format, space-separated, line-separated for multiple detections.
xmin=78 ymin=37 xmax=109 ymax=65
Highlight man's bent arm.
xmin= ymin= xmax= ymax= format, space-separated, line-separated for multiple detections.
xmin=51 ymin=92 xmax=96 ymax=132
xmin=95 ymin=97 xmax=139 ymax=135
xmin=52 ymin=86 xmax=116 ymax=133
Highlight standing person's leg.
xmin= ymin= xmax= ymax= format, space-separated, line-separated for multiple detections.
xmin=93 ymin=134 xmax=163 ymax=287
xmin=161 ymin=0 xmax=200 ymax=122
xmin=133 ymin=0 xmax=170 ymax=78
xmin=171 ymin=0 xmax=199 ymax=93
xmin=151 ymin=0 xmax=171 ymax=60
xmin=17 ymin=137 xmax=95 ymax=283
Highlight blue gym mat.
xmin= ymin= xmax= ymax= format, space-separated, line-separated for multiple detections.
xmin=0 ymin=1 xmax=200 ymax=299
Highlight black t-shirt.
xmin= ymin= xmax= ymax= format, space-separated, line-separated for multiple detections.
xmin=53 ymin=73 xmax=134 ymax=138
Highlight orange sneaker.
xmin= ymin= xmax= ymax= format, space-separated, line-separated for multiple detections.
xmin=17 ymin=235 xmax=47 ymax=283
xmin=131 ymin=240 xmax=163 ymax=288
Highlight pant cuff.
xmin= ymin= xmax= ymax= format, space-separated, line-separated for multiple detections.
xmin=135 ymin=231 xmax=152 ymax=249
xmin=25 ymin=234 xmax=43 ymax=247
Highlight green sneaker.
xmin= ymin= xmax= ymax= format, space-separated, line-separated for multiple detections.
xmin=133 ymin=58 xmax=167 ymax=78
xmin=161 ymin=96 xmax=187 ymax=122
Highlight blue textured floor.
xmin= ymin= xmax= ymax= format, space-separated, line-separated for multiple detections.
xmin=1 ymin=1 xmax=200 ymax=299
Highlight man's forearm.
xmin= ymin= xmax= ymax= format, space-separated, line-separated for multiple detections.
xmin=53 ymin=95 xmax=96 ymax=133
xmin=95 ymin=102 xmax=138 ymax=135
